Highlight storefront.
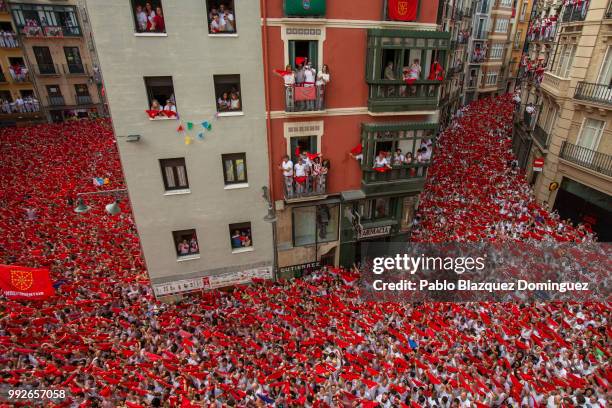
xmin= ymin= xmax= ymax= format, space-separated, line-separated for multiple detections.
xmin=553 ymin=177 xmax=611 ymax=242
xmin=339 ymin=192 xmax=419 ymax=267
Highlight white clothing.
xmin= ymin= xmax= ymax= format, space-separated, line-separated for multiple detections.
xmin=281 ymin=160 xmax=293 ymax=177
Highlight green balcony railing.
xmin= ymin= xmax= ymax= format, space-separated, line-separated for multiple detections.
xmin=560 ymin=141 xmax=612 ymax=177
xmin=368 ymin=80 xmax=442 ymax=112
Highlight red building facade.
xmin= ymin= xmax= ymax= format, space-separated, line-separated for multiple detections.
xmin=261 ymin=0 xmax=448 ymax=272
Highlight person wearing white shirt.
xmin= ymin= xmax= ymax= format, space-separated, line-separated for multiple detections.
xmin=373 ymin=153 xmax=390 ymax=169
xmin=293 ymin=157 xmax=308 ymax=195
xmin=316 ymin=64 xmax=330 ymax=110
xmin=135 ymin=5 xmax=147 ymax=32
xmin=303 ymin=64 xmax=316 ymax=110
xmin=279 ymin=155 xmax=294 ymax=198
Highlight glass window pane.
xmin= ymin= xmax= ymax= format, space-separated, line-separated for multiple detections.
xmin=165 ymin=166 xmax=175 ymax=188
xmin=318 ymin=205 xmax=339 ymax=243
xmin=235 ymin=159 xmax=245 ymax=181
xmin=293 ymin=206 xmax=316 ymax=246
xmin=176 ymin=165 xmax=187 ymax=187
xmin=224 ymin=160 xmax=235 ymax=182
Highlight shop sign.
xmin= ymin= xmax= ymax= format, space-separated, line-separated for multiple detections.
xmin=357 ymin=225 xmax=392 ymax=240
xmin=279 ymin=261 xmax=320 ymax=275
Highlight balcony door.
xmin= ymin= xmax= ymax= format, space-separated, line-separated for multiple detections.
xmin=64 ymin=47 xmax=84 ymax=73
xmin=46 ymin=85 xmax=63 ymax=106
xmin=577 ymin=118 xmax=604 ymax=165
xmin=288 ymin=40 xmax=318 ymax=70
xmin=290 ymin=135 xmax=317 ymax=163
xmin=33 ymin=46 xmax=55 ymax=74
xmin=598 ymin=46 xmax=612 ymax=86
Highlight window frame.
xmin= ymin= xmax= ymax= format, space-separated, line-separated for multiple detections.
xmin=291 ymin=204 xmax=340 ymax=247
xmin=160 ymin=157 xmax=189 ymax=191
xmin=228 ymin=221 xmax=253 ymax=252
xmin=213 ymin=74 xmax=243 ymax=114
xmin=221 ymin=153 xmax=248 ymax=185
xmin=144 ymin=76 xmax=176 ymax=117
xmin=205 ymin=0 xmax=237 ymax=35
xmin=578 ymin=118 xmax=605 ymax=151
xmin=172 ymin=229 xmax=199 ymax=259
xmin=130 ymin=0 xmax=166 ymax=34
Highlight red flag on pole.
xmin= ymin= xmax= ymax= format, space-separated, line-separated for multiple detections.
xmin=387 ymin=0 xmax=418 ymax=21
xmin=0 ymin=265 xmax=54 ymax=300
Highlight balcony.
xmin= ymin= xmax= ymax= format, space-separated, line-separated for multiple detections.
xmin=560 ymin=141 xmax=612 ymax=177
xmin=75 ymin=94 xmax=93 ymax=105
xmin=47 ymin=95 xmax=65 ymax=106
xmin=0 ymin=33 xmax=19 ymax=48
xmin=533 ymin=124 xmax=550 ymax=149
xmin=35 ymin=64 xmax=61 ymax=76
xmin=10 ymin=70 xmax=31 ymax=83
xmin=18 ymin=25 xmax=81 ymax=38
xmin=541 ymin=71 xmax=571 ymax=99
xmin=284 ymin=175 xmax=328 ymax=203
xmin=561 ymin=2 xmax=589 ymax=23
xmin=360 ymin=122 xmax=436 ymax=195
xmin=64 ymin=63 xmax=90 ymax=76
xmin=367 ymin=81 xmax=442 ymax=113
xmin=365 ymin=29 xmax=449 ymax=113
xmin=0 ymin=0 xmax=7 ymax=13
xmin=284 ymin=0 xmax=325 ymax=17
xmin=284 ymin=85 xmax=325 ymax=113
xmin=574 ymin=81 xmax=612 ymax=107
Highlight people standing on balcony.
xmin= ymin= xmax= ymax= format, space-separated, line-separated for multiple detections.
xmin=294 ymin=156 xmax=308 ymax=195
xmin=280 ymin=155 xmax=294 ymax=198
xmin=273 ymin=65 xmax=295 ymax=112
xmin=384 ymin=61 xmax=396 ymax=96
xmin=303 ymin=64 xmax=316 ymax=110
xmin=319 ymin=159 xmax=330 ymax=193
xmin=316 ymin=64 xmax=330 ymax=111
xmin=404 ymin=59 xmax=422 ymax=96
xmin=373 ymin=151 xmax=392 ymax=172
xmin=392 ymin=148 xmax=405 ymax=166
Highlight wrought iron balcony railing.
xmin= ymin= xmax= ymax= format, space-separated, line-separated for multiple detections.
xmin=560 ymin=141 xmax=612 ymax=177
xmin=574 ymin=81 xmax=612 ymax=106
xmin=561 ymin=1 xmax=589 ymax=23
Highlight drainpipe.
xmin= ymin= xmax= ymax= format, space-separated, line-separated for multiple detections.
xmin=260 ymin=0 xmax=279 ymax=280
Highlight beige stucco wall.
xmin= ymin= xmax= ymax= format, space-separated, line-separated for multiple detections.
xmin=85 ymin=0 xmax=273 ymax=283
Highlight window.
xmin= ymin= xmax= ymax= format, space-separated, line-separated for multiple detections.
xmin=360 ymin=198 xmax=393 ymax=221
xmin=33 ymin=46 xmax=55 ymax=74
xmin=144 ymin=76 xmax=176 ymax=118
xmin=0 ymin=90 xmax=12 ymax=113
xmin=598 ymin=46 xmax=612 ymax=85
xmin=289 ymin=40 xmax=318 ymax=70
xmin=292 ymin=205 xmax=339 ymax=247
xmin=520 ymin=2 xmax=528 ymax=20
xmin=555 ymin=44 xmax=576 ymax=78
xmin=74 ymin=84 xmax=91 ymax=104
xmin=160 ymin=158 xmax=189 ymax=191
xmin=131 ymin=0 xmax=165 ymax=33
xmin=221 ymin=153 xmax=247 ymax=185
xmin=289 ymin=135 xmax=317 ymax=163
xmin=64 ymin=47 xmax=84 ymax=74
xmin=495 ymin=18 xmax=509 ymax=33
xmin=486 ymin=70 xmax=498 ymax=85
xmin=578 ymin=119 xmax=604 ymax=151
xmin=206 ymin=0 xmax=236 ymax=34
xmin=500 ymin=0 xmax=513 ymax=7
xmin=213 ymin=74 xmax=242 ymax=113
xmin=229 ymin=222 xmax=253 ymax=252
xmin=490 ymin=44 xmax=504 ymax=59
xmin=514 ymin=31 xmax=522 ymax=48
xmin=173 ymin=229 xmax=199 ymax=259
xmin=11 ymin=4 xmax=81 ymax=37
xmin=46 ymin=85 xmax=64 ymax=106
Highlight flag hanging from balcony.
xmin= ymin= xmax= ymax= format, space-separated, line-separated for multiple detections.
xmin=294 ymin=86 xmax=316 ymax=101
xmin=388 ymin=0 xmax=418 ymax=21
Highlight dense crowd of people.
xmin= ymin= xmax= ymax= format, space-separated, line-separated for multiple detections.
xmin=0 ymin=97 xmax=610 ymax=407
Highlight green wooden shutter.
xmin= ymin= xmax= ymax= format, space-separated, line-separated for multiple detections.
xmin=309 ymin=41 xmax=318 ymax=70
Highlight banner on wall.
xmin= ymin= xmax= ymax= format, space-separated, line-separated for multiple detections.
xmin=388 ymin=0 xmax=418 ymax=21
